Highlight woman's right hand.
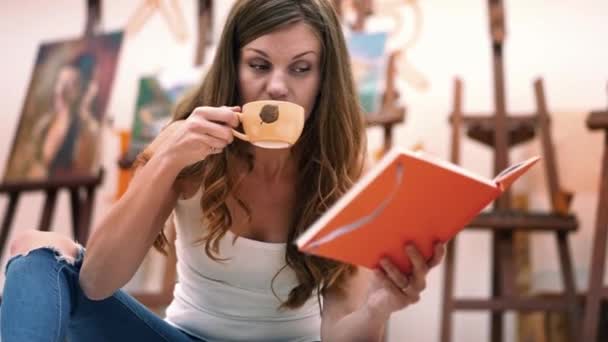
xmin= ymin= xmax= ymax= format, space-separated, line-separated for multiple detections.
xmin=155 ymin=106 xmax=241 ymax=171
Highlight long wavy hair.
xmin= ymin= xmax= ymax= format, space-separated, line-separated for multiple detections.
xmin=143 ymin=0 xmax=366 ymax=309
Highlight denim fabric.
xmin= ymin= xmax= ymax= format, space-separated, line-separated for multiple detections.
xmin=0 ymin=247 xmax=205 ymax=342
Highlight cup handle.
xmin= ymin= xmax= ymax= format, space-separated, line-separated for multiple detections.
xmin=231 ymin=112 xmax=249 ymax=142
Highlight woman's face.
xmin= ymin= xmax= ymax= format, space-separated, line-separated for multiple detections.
xmin=54 ymin=66 xmax=82 ymax=110
xmin=238 ymin=21 xmax=322 ymax=119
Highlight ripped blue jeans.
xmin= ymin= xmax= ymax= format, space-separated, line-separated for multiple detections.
xmin=0 ymin=247 xmax=204 ymax=342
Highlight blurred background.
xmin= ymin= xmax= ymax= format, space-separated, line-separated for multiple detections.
xmin=0 ymin=1 xmax=607 ymax=341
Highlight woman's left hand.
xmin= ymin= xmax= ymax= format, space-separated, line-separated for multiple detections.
xmin=364 ymin=242 xmax=446 ymax=319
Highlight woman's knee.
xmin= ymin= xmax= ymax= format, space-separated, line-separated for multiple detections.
xmin=8 ymin=230 xmax=81 ymax=264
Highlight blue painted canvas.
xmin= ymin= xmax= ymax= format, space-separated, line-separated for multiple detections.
xmin=346 ymin=31 xmax=389 ymax=114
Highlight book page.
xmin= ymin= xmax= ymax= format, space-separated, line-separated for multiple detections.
xmin=493 ymin=156 xmax=541 ymax=191
xmin=412 ymin=150 xmax=496 ymax=188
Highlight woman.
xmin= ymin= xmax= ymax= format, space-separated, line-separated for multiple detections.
xmin=26 ymin=53 xmax=99 ymax=179
xmin=1 ymin=0 xmax=444 ymax=341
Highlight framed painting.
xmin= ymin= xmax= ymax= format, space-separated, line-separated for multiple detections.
xmin=3 ymin=31 xmax=123 ymax=183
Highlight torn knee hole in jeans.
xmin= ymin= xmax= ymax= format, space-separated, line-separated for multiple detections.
xmin=16 ymin=245 xmax=85 ymax=266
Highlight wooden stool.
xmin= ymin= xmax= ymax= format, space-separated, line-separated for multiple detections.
xmin=581 ymin=109 xmax=608 ymax=341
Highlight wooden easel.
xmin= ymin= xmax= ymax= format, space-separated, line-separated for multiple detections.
xmin=0 ymin=0 xmax=105 ymax=276
xmin=441 ymin=1 xmax=580 ymax=341
xmin=582 ymin=85 xmax=608 ymax=342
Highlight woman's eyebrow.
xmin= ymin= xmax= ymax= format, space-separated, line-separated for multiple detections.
xmin=291 ymin=51 xmax=316 ymax=60
xmin=245 ymin=48 xmax=269 ymax=58
xmin=244 ymin=48 xmax=317 ymax=60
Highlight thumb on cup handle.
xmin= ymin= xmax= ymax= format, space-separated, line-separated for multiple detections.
xmin=231 ymin=112 xmax=249 ymax=142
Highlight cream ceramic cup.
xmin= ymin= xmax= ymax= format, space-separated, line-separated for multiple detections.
xmin=231 ymin=100 xmax=305 ymax=149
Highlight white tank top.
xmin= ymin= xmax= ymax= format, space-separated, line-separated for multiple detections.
xmin=164 ymin=188 xmax=322 ymax=342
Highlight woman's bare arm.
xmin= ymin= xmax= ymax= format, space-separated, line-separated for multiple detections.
xmin=79 ymin=106 xmax=239 ymax=300
xmin=79 ymin=123 xmax=184 ymax=300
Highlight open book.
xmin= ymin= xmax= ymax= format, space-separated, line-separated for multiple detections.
xmin=296 ymin=148 xmax=540 ymax=273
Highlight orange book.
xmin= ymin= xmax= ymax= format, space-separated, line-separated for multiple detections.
xmin=296 ymin=148 xmax=540 ymax=273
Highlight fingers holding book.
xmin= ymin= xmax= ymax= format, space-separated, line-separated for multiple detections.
xmin=379 ymin=258 xmax=412 ymax=295
xmin=427 ymin=242 xmax=446 ymax=268
xmin=373 ymin=242 xmax=446 ymax=312
xmin=403 ymin=242 xmax=445 ymax=293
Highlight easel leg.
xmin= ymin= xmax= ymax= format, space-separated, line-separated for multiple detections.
xmin=0 ymin=193 xmax=21 ymax=257
xmin=440 ymin=239 xmax=456 ymax=342
xmin=556 ymin=231 xmax=581 ymax=341
xmin=194 ymin=0 xmax=212 ymax=66
xmin=69 ymin=188 xmax=83 ymax=243
xmin=69 ymin=185 xmax=96 ymax=246
xmin=582 ymin=133 xmax=608 ymax=342
xmin=499 ymin=232 xmax=517 ymax=298
xmin=491 ymin=232 xmax=504 ymax=342
xmin=38 ymin=189 xmax=58 ymax=232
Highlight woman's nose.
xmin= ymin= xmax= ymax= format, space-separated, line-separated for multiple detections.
xmin=266 ymin=71 xmax=288 ymax=100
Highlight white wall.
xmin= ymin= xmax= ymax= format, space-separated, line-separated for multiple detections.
xmin=0 ymin=1 xmax=607 ymax=341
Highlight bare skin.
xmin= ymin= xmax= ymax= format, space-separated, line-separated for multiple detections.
xmin=10 ymin=230 xmax=80 ymax=263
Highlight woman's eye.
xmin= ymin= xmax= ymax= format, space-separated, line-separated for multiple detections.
xmin=292 ymin=64 xmax=311 ymax=74
xmin=250 ymin=63 xmax=269 ymax=71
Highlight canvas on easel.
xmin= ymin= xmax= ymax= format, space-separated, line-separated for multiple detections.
xmin=345 ymin=30 xmax=389 ymax=114
xmin=125 ymin=67 xmax=202 ymax=164
xmin=127 ymin=76 xmax=174 ymax=162
xmin=3 ymin=31 xmax=123 ymax=183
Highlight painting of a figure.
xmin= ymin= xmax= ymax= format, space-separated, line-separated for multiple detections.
xmin=3 ymin=31 xmax=123 ymax=182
